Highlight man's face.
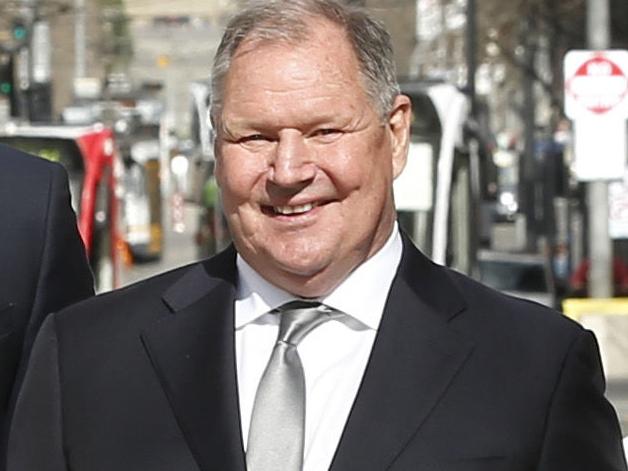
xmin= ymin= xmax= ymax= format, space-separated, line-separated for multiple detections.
xmin=215 ymin=20 xmax=411 ymax=297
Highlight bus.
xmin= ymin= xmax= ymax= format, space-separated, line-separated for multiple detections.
xmin=0 ymin=123 xmax=123 ymax=292
xmin=64 ymin=98 xmax=166 ymax=263
xmin=120 ymin=138 xmax=163 ymax=261
xmin=394 ymin=80 xmax=491 ymax=275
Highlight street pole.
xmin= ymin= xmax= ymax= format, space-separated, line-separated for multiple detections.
xmin=74 ymin=0 xmax=86 ymax=80
xmin=586 ymin=0 xmax=613 ymax=298
xmin=16 ymin=0 xmax=34 ymax=120
xmin=465 ymin=0 xmax=480 ymax=277
xmin=521 ymin=15 xmax=538 ymax=252
xmin=465 ymin=0 xmax=476 ymax=116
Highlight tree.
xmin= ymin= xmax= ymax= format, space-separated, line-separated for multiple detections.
xmin=475 ymin=0 xmax=628 ymax=124
xmin=475 ymin=0 xmax=586 ymax=124
xmin=98 ymin=0 xmax=133 ymax=73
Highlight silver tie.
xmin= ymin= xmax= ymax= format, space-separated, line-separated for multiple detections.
xmin=246 ymin=301 xmax=341 ymax=471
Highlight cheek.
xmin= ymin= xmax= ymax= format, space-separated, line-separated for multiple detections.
xmin=330 ymin=129 xmax=391 ymax=178
xmin=216 ymin=150 xmax=267 ymax=201
xmin=327 ymin=146 xmax=392 ymax=196
xmin=320 ymin=144 xmax=369 ymax=190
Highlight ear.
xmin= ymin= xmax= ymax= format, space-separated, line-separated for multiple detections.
xmin=213 ymin=151 xmax=223 ymax=188
xmin=387 ymin=94 xmax=411 ymax=179
xmin=212 ymin=125 xmax=224 ymax=188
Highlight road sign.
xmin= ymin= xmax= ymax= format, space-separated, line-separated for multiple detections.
xmin=565 ymin=50 xmax=628 ymax=119
xmin=565 ymin=50 xmax=628 ymax=181
xmin=573 ymin=117 xmax=626 ymax=181
xmin=609 ymin=180 xmax=628 ymax=239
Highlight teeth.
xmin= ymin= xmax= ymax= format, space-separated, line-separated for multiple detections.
xmin=273 ymin=203 xmax=316 ymax=215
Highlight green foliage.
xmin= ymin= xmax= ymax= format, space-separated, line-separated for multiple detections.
xmin=98 ymin=0 xmax=133 ymax=72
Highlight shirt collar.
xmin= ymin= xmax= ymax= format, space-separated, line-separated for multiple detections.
xmin=235 ymin=223 xmax=403 ymax=331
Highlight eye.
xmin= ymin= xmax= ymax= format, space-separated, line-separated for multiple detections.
xmin=313 ymin=128 xmax=340 ymax=136
xmin=310 ymin=128 xmax=343 ymax=141
xmin=239 ymin=134 xmax=272 ymax=143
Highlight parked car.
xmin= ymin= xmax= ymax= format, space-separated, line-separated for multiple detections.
xmin=120 ymin=139 xmax=163 ymax=262
xmin=477 ymin=249 xmax=556 ymax=308
xmin=0 ymin=123 xmax=123 ymax=292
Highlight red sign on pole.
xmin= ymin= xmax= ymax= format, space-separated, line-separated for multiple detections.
xmin=564 ymin=50 xmax=628 ymax=181
xmin=565 ymin=51 xmax=628 ymax=119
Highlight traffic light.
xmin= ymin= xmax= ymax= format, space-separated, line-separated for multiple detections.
xmin=0 ymin=54 xmax=18 ymax=116
xmin=12 ymin=20 xmax=28 ymax=42
xmin=0 ymin=55 xmax=14 ymax=96
xmin=0 ymin=81 xmax=11 ymax=96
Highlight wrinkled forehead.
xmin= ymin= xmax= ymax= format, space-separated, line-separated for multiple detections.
xmin=223 ymin=19 xmax=367 ymax=102
xmin=229 ymin=37 xmax=364 ymax=104
xmin=231 ymin=16 xmax=351 ymax=62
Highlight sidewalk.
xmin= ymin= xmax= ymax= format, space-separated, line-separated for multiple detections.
xmin=121 ymin=201 xmax=201 ymax=287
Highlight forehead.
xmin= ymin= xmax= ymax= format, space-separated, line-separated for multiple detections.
xmin=233 ymin=17 xmax=357 ymax=67
xmin=221 ymin=20 xmax=369 ymax=116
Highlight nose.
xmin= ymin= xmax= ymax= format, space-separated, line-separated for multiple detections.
xmin=268 ymin=130 xmax=316 ymax=188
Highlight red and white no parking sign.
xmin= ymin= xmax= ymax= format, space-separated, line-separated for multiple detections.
xmin=565 ymin=51 xmax=628 ymax=119
xmin=565 ymin=50 xmax=628 ymax=181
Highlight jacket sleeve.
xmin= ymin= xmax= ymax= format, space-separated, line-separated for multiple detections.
xmin=3 ymin=163 xmax=95 ymax=466
xmin=7 ymin=315 xmax=67 ymax=471
xmin=20 ymin=163 xmax=94 ymax=366
xmin=537 ymin=329 xmax=628 ymax=470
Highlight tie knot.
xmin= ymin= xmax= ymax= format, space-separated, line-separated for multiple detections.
xmin=273 ymin=300 xmax=340 ymax=346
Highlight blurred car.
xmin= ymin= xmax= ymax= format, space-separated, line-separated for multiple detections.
xmin=120 ymin=139 xmax=163 ymax=262
xmin=0 ymin=123 xmax=123 ymax=292
xmin=477 ymin=249 xmax=556 ymax=308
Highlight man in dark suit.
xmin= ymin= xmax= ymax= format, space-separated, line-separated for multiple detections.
xmin=0 ymin=143 xmax=94 ymax=466
xmin=7 ymin=1 xmax=628 ymax=470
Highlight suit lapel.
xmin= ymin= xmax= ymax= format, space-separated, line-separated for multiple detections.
xmin=330 ymin=236 xmax=475 ymax=470
xmin=140 ymin=248 xmax=247 ymax=471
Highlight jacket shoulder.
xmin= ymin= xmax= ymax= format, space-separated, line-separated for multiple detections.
xmin=54 ymin=248 xmax=237 ymax=332
xmin=0 ymin=143 xmax=62 ymax=179
xmin=444 ymin=266 xmax=584 ymax=347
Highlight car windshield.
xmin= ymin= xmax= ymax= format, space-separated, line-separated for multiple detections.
xmin=479 ymin=259 xmax=548 ymax=293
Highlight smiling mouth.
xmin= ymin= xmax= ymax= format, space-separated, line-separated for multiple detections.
xmin=272 ymin=202 xmax=318 ymax=215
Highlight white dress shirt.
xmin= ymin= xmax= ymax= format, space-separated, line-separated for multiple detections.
xmin=235 ymin=224 xmax=403 ymax=471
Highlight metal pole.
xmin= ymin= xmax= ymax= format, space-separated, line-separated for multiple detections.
xmin=16 ymin=0 xmax=35 ymax=121
xmin=74 ymin=0 xmax=86 ymax=80
xmin=586 ymin=0 xmax=613 ymax=298
xmin=521 ymin=15 xmax=538 ymax=252
xmin=588 ymin=0 xmax=610 ymax=51
xmin=465 ymin=0 xmax=477 ymax=116
xmin=466 ymin=0 xmax=479 ymax=277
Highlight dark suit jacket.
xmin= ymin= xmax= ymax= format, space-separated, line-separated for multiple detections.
xmin=7 ymin=236 xmax=628 ymax=470
xmin=0 ymin=144 xmax=94 ymax=457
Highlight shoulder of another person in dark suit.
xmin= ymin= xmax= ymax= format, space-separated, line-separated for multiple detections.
xmin=0 ymin=143 xmax=72 ymax=205
xmin=0 ymin=143 xmax=63 ymax=177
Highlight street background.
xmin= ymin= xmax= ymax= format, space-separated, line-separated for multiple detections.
xmin=1 ymin=0 xmax=628 ymax=437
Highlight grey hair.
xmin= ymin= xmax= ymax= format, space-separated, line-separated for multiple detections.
xmin=209 ymin=0 xmax=400 ymax=127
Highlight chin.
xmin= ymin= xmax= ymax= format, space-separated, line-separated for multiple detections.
xmin=276 ymin=255 xmax=328 ymax=278
xmin=270 ymin=239 xmax=330 ymax=269
xmin=276 ymin=270 xmax=339 ymax=298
